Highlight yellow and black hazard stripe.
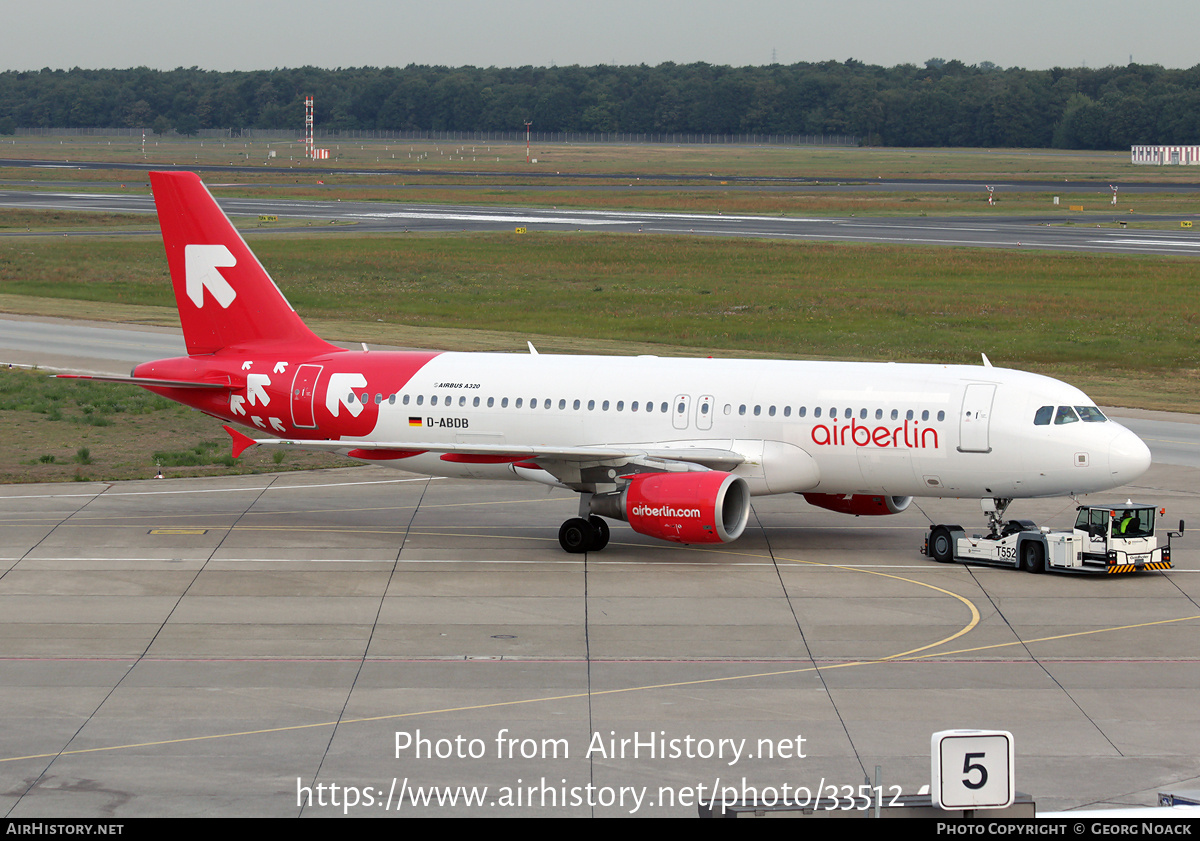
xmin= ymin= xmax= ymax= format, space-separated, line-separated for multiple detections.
xmin=1107 ymin=560 xmax=1173 ymax=574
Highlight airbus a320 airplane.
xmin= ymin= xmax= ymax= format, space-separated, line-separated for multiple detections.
xmin=63 ymin=172 xmax=1152 ymax=553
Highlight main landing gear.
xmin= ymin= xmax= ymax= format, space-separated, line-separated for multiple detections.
xmin=558 ymin=516 xmax=610 ymax=553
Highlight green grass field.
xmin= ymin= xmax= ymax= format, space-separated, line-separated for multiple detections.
xmin=3 ymin=135 xmax=1193 ymax=182
xmin=1 ymin=230 xmax=1196 ymax=414
xmin=0 ymin=366 xmax=347 ymax=483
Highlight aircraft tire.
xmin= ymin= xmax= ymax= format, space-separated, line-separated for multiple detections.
xmin=559 ymin=518 xmax=594 ymax=554
xmin=1020 ymin=541 xmax=1045 ymax=573
xmin=588 ymin=516 xmax=610 ymax=551
xmin=929 ymin=526 xmax=954 ymax=563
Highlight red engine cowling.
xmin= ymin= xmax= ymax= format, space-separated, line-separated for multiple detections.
xmin=803 ymin=493 xmax=913 ymax=516
xmin=620 ymin=472 xmax=751 ymax=544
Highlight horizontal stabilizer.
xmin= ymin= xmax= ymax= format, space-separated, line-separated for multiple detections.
xmin=223 ymin=425 xmax=258 ymax=459
xmin=55 ymin=373 xmax=231 ymax=390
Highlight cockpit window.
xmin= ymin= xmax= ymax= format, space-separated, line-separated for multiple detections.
xmin=1075 ymin=406 xmax=1107 ymax=423
xmin=1054 ymin=406 xmax=1080 ymax=425
xmin=1034 ymin=406 xmax=1053 ymax=426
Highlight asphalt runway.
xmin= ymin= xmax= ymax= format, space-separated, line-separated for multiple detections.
xmin=3 ymin=186 xmax=1200 ymax=256
xmin=2 ymin=323 xmax=1200 ymax=817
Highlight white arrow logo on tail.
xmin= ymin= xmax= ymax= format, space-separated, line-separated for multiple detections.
xmin=326 ymin=373 xmax=367 ymax=418
xmin=252 ymin=416 xmax=266 ymax=429
xmin=184 ymin=244 xmax=237 ymax=309
xmin=230 ymin=394 xmax=246 ymax=416
xmin=270 ymin=417 xmax=286 ymax=432
xmin=273 ymin=361 xmax=288 ymax=374
xmin=246 ymin=374 xmax=271 ymax=407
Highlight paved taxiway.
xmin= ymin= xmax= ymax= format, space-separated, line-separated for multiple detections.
xmin=1 ymin=462 xmax=1198 ymax=818
xmin=3 ymin=186 xmax=1200 ymax=256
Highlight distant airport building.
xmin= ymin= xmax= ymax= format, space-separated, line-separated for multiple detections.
xmin=1131 ymin=145 xmax=1200 ymax=165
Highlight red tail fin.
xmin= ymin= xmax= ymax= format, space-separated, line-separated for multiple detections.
xmin=150 ymin=171 xmax=335 ymax=356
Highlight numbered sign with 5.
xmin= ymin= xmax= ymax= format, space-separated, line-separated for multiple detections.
xmin=931 ymin=730 xmax=1014 ymax=810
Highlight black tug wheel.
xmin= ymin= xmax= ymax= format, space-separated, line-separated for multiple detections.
xmin=1020 ymin=541 xmax=1045 ymax=573
xmin=929 ymin=527 xmax=954 ymax=563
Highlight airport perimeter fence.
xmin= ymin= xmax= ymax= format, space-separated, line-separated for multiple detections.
xmin=13 ymin=127 xmax=859 ymax=146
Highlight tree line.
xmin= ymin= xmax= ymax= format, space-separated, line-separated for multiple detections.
xmin=1 ymin=60 xmax=1197 ymax=149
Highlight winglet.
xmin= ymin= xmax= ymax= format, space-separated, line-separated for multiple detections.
xmin=223 ymin=425 xmax=258 ymax=459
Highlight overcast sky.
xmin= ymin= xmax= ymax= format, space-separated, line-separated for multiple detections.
xmin=3 ymin=0 xmax=1196 ymax=72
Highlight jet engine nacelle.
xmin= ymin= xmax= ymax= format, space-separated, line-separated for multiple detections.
xmin=803 ymin=493 xmax=913 ymax=516
xmin=593 ymin=471 xmax=751 ymax=544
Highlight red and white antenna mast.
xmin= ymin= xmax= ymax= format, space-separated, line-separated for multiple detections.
xmin=305 ymin=96 xmax=314 ymax=160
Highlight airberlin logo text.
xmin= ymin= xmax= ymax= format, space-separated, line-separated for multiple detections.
xmin=811 ymin=418 xmax=939 ymax=449
xmin=631 ymin=505 xmax=702 ymax=519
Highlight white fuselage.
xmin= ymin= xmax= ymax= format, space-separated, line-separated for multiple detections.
xmin=335 ymin=352 xmax=1150 ymax=500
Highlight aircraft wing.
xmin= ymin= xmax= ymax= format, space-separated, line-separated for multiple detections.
xmin=222 ymin=425 xmax=744 ymax=470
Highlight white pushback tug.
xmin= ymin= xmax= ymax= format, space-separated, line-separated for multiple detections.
xmin=924 ymin=499 xmax=1183 ymax=574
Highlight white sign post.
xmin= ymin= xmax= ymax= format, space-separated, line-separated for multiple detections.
xmin=931 ymin=730 xmax=1015 ymax=811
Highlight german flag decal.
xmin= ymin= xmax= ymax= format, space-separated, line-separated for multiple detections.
xmin=409 ymin=417 xmax=423 ymax=427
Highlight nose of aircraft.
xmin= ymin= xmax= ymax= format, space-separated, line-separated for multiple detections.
xmin=1108 ymin=424 xmax=1152 ymax=485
